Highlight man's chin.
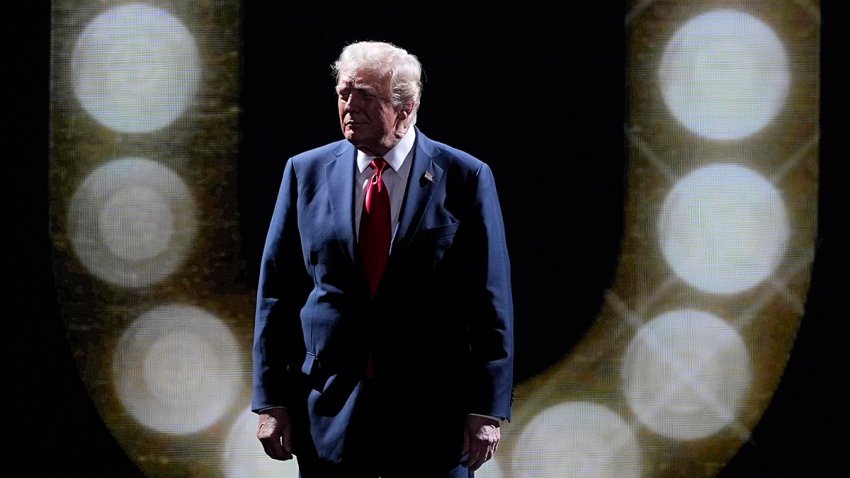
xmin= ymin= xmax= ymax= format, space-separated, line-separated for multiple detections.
xmin=344 ymin=131 xmax=366 ymax=147
xmin=343 ymin=128 xmax=359 ymax=142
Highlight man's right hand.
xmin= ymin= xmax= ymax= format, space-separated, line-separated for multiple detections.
xmin=257 ymin=407 xmax=294 ymax=461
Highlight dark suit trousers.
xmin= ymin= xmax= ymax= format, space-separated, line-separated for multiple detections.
xmin=295 ymin=379 xmax=473 ymax=478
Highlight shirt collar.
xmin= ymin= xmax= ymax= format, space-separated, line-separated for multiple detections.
xmin=357 ymin=127 xmax=416 ymax=174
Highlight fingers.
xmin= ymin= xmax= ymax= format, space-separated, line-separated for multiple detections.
xmin=465 ymin=433 xmax=497 ymax=471
xmin=463 ymin=420 xmax=500 ymax=471
xmin=281 ymin=422 xmax=294 ymax=455
xmin=257 ymin=413 xmax=293 ymax=461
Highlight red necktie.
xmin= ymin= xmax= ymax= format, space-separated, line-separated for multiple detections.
xmin=359 ymin=158 xmax=390 ymax=379
xmin=359 ymin=157 xmax=391 ymax=297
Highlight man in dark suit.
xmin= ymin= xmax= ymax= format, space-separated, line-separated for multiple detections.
xmin=252 ymin=40 xmax=514 ymax=478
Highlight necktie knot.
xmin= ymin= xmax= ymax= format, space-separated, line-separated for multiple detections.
xmin=370 ymin=157 xmax=388 ymax=180
xmin=371 ymin=157 xmax=387 ymax=169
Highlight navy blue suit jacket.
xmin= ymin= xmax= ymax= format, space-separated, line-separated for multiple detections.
xmin=252 ymin=127 xmax=514 ymax=463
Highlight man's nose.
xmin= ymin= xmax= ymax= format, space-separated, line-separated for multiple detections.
xmin=344 ymin=91 xmax=364 ymax=110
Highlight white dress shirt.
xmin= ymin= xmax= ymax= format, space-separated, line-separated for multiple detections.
xmin=354 ymin=126 xmax=415 ymax=247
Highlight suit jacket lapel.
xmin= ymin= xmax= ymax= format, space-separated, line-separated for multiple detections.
xmin=325 ymin=142 xmax=358 ymax=263
xmin=322 ymin=132 xmax=442 ymax=277
xmin=392 ymin=131 xmax=443 ymax=254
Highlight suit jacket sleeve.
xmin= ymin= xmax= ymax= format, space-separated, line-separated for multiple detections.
xmin=252 ymin=159 xmax=310 ymax=412
xmin=465 ymin=162 xmax=514 ymax=421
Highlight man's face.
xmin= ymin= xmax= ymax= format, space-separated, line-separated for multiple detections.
xmin=336 ymin=69 xmax=404 ymax=156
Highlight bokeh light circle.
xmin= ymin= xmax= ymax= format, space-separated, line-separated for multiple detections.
xmin=68 ymin=157 xmax=197 ymax=288
xmin=98 ymin=185 xmax=175 ymax=261
xmin=72 ymin=2 xmax=200 ymax=133
xmin=113 ymin=304 xmax=243 ymax=435
xmin=659 ymin=163 xmax=789 ymax=294
xmin=658 ymin=9 xmax=789 ymax=140
xmin=224 ymin=408 xmax=300 ymax=478
xmin=622 ymin=309 xmax=752 ymax=440
xmin=513 ymin=402 xmax=641 ymax=478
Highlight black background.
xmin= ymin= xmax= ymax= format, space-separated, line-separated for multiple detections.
xmin=11 ymin=2 xmax=847 ymax=476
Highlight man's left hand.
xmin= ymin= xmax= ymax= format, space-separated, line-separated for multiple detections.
xmin=462 ymin=414 xmax=501 ymax=471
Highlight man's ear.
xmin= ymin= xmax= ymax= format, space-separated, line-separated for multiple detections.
xmin=399 ymin=102 xmax=414 ymax=119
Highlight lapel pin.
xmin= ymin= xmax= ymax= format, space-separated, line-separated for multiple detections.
xmin=423 ymin=171 xmax=434 ymax=183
